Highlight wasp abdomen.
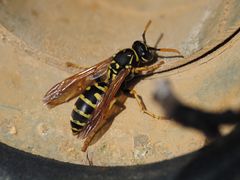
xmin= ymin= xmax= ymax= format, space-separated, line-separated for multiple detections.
xmin=70 ymin=82 xmax=108 ymax=135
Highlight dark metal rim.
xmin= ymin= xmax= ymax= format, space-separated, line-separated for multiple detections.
xmin=0 ymin=142 xmax=196 ymax=180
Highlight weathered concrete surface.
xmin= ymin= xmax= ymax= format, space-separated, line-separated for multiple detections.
xmin=0 ymin=0 xmax=239 ymax=166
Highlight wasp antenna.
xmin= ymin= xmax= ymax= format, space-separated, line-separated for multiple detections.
xmin=154 ymin=33 xmax=164 ymax=48
xmin=142 ymin=20 xmax=152 ymax=44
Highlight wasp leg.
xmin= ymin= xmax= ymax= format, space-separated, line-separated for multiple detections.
xmin=133 ymin=61 xmax=164 ymax=74
xmin=157 ymin=48 xmax=182 ymax=55
xmin=86 ymin=152 xmax=93 ymax=166
xmin=157 ymin=55 xmax=185 ymax=59
xmin=128 ymin=89 xmax=165 ymax=120
xmin=65 ymin=62 xmax=89 ymax=70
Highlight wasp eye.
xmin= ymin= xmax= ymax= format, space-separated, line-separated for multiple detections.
xmin=132 ymin=40 xmax=153 ymax=62
xmin=142 ymin=50 xmax=153 ymax=62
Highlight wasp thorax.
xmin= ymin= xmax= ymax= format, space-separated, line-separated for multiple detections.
xmin=132 ymin=41 xmax=154 ymax=63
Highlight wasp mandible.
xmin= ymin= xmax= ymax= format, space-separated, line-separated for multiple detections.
xmin=43 ymin=21 xmax=183 ymax=151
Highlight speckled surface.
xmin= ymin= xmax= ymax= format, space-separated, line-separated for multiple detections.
xmin=0 ymin=0 xmax=239 ymax=166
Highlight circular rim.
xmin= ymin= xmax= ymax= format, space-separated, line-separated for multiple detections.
xmin=0 ymin=142 xmax=196 ymax=180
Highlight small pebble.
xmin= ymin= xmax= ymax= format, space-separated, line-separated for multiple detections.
xmin=37 ymin=123 xmax=49 ymax=136
xmin=133 ymin=134 xmax=150 ymax=160
xmin=9 ymin=126 xmax=17 ymax=135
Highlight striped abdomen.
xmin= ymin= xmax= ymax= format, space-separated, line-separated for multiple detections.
xmin=70 ymin=82 xmax=108 ymax=135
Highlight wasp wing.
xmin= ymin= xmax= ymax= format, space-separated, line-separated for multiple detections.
xmin=78 ymin=69 xmax=131 ymax=151
xmin=43 ymin=58 xmax=112 ymax=108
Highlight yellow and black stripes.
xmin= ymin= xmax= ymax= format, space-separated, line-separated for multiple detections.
xmin=107 ymin=48 xmax=140 ymax=82
xmin=131 ymin=48 xmax=139 ymax=63
xmin=70 ymin=82 xmax=108 ymax=135
xmin=107 ymin=61 xmax=119 ymax=81
xmin=70 ymin=41 xmax=157 ymax=135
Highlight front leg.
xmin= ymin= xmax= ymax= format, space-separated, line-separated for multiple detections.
xmin=132 ymin=61 xmax=164 ymax=75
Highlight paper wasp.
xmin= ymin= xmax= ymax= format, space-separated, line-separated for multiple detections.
xmin=43 ymin=21 xmax=182 ymax=152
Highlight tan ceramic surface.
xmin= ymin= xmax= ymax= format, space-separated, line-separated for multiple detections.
xmin=0 ymin=0 xmax=239 ymax=166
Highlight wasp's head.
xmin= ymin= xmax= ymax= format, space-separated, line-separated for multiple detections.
xmin=132 ymin=40 xmax=154 ymax=63
xmin=132 ymin=21 xmax=182 ymax=65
